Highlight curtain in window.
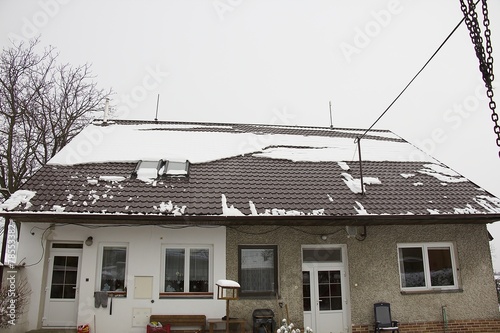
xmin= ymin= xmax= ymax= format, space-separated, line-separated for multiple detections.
xmin=101 ymin=246 xmax=126 ymax=291
xmin=190 ymin=249 xmax=209 ymax=292
xmin=241 ymin=248 xmax=275 ymax=292
xmin=164 ymin=249 xmax=185 ymax=292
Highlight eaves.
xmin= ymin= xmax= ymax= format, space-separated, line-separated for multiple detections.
xmin=1 ymin=211 xmax=500 ymax=226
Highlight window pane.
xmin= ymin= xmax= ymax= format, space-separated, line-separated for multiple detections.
xmin=399 ymin=247 xmax=425 ymax=288
xmin=302 ymin=271 xmax=311 ymax=311
xmin=165 ymin=249 xmax=185 ymax=292
xmin=303 ymin=248 xmax=342 ymax=263
xmin=189 ymin=249 xmax=209 ymax=292
xmin=240 ymin=247 xmax=276 ymax=294
xmin=428 ymin=248 xmax=454 ymax=286
xmin=318 ymin=270 xmax=342 ymax=311
xmin=101 ymin=246 xmax=126 ymax=291
xmin=51 ymin=256 xmax=79 ymax=299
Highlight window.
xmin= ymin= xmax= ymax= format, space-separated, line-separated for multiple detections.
xmin=239 ymin=245 xmax=278 ymax=297
xmin=398 ymin=243 xmax=458 ymax=291
xmin=98 ymin=244 xmax=128 ymax=292
xmin=162 ymin=246 xmax=212 ymax=295
xmin=134 ymin=160 xmax=162 ymax=179
xmin=163 ymin=160 xmax=189 ymax=177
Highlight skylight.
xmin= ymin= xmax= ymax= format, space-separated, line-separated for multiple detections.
xmin=163 ymin=160 xmax=190 ymax=177
xmin=134 ymin=160 xmax=162 ymax=179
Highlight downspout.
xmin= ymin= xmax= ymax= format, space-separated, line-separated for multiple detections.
xmin=0 ymin=216 xmax=11 ymax=288
xmin=442 ymin=305 xmax=448 ymax=333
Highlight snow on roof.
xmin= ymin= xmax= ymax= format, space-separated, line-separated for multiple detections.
xmin=418 ymin=164 xmax=467 ymax=183
xmin=47 ymin=122 xmax=437 ymax=166
xmin=1 ymin=190 xmax=36 ymax=211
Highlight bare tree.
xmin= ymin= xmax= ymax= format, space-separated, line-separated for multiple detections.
xmin=0 ymin=38 xmax=111 ymax=199
xmin=0 ymin=276 xmax=31 ymax=328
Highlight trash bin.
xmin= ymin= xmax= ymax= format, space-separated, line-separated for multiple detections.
xmin=253 ymin=309 xmax=275 ymax=333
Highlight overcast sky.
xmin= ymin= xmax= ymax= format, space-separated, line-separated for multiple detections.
xmin=1 ymin=0 xmax=500 ymax=268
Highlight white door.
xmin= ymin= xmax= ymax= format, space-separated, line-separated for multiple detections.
xmin=302 ymin=246 xmax=349 ymax=333
xmin=43 ymin=243 xmax=82 ymax=327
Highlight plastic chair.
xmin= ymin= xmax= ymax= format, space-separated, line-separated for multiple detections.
xmin=374 ymin=302 xmax=400 ymax=333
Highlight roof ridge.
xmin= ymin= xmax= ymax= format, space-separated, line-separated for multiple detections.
xmin=93 ymin=118 xmax=393 ymax=133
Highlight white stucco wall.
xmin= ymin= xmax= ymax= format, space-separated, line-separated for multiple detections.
xmin=12 ymin=222 xmax=227 ymax=333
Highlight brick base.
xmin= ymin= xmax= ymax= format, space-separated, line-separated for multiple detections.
xmin=351 ymin=319 xmax=500 ymax=333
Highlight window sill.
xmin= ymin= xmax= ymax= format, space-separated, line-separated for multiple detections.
xmin=159 ymin=292 xmax=213 ymax=299
xmin=108 ymin=291 xmax=127 ymax=297
xmin=239 ymin=293 xmax=278 ymax=299
xmin=94 ymin=291 xmax=127 ymax=298
xmin=401 ymin=288 xmax=463 ymax=295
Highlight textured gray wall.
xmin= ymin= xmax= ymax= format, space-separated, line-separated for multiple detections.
xmin=225 ymin=223 xmax=499 ymax=329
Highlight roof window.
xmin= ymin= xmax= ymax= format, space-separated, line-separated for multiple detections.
xmin=132 ymin=160 xmax=190 ymax=179
xmin=133 ymin=160 xmax=163 ymax=179
xmin=162 ymin=160 xmax=190 ymax=177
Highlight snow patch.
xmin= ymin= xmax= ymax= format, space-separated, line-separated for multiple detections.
xmin=454 ymin=204 xmax=481 ymax=214
xmin=354 ymin=201 xmax=369 ymax=215
xmin=474 ymin=195 xmax=500 ymax=213
xmin=0 ymin=190 xmax=36 ymax=211
xmin=172 ymin=205 xmax=186 ymax=216
xmin=52 ymin=205 xmax=65 ymax=212
xmin=418 ymin=164 xmax=467 ymax=183
xmin=337 ymin=162 xmax=350 ymax=171
xmin=48 ymin=123 xmax=437 ymax=166
xmin=99 ymin=176 xmax=126 ymax=182
xmin=221 ymin=194 xmax=244 ymax=216
xmin=341 ymin=173 xmax=381 ymax=194
xmin=401 ymin=173 xmax=415 ymax=179
xmin=312 ymin=208 xmax=325 ymax=216
xmin=249 ymin=201 xmax=258 ymax=216
xmin=364 ymin=177 xmax=381 ymax=185
xmin=341 ymin=173 xmax=363 ymax=194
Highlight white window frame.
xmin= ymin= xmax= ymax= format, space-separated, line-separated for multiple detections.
xmin=96 ymin=243 xmax=129 ymax=293
xmin=397 ymin=242 xmax=459 ymax=292
xmin=160 ymin=244 xmax=213 ymax=295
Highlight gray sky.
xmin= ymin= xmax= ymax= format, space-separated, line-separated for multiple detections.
xmin=2 ymin=0 xmax=500 ymax=268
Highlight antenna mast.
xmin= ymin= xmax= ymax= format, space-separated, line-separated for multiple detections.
xmin=329 ymin=101 xmax=333 ymax=128
xmin=155 ymin=94 xmax=160 ymax=122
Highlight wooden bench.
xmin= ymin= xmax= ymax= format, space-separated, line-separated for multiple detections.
xmin=149 ymin=315 xmax=207 ymax=333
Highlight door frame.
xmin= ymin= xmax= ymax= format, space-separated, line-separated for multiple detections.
xmin=302 ymin=244 xmax=351 ymax=333
xmin=42 ymin=242 xmax=83 ymax=328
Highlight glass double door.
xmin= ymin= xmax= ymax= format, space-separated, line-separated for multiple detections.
xmin=302 ymin=246 xmax=349 ymax=333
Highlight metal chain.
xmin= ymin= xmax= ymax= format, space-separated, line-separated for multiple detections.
xmin=459 ymin=0 xmax=500 ymax=157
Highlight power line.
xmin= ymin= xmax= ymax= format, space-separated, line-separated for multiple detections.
xmin=357 ymin=9 xmax=472 ymax=141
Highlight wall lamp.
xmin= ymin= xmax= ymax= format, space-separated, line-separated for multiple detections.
xmin=85 ymin=236 xmax=93 ymax=246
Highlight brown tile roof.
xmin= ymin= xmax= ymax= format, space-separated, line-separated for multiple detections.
xmin=2 ymin=120 xmax=500 ymax=224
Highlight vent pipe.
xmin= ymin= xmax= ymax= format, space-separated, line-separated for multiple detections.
xmin=103 ymin=98 xmax=110 ymax=125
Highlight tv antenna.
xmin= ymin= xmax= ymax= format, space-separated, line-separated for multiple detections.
xmin=329 ymin=101 xmax=333 ymax=128
xmin=154 ymin=94 xmax=160 ymax=122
